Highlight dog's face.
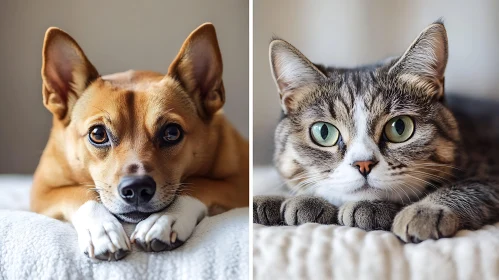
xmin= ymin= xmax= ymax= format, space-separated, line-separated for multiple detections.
xmin=41 ymin=24 xmax=225 ymax=222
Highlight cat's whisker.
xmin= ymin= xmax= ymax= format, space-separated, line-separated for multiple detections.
xmin=292 ymin=174 xmax=328 ymax=193
xmin=412 ymin=166 xmax=458 ymax=179
xmin=392 ymin=182 xmax=413 ymax=203
xmin=408 ymin=170 xmax=452 ymax=185
xmin=284 ymin=171 xmax=330 ymax=191
xmin=382 ymin=188 xmax=388 ymax=201
xmin=283 ymin=166 xmax=357 ymax=193
xmin=406 ymin=182 xmax=427 ymax=197
xmin=396 ymin=181 xmax=424 ymax=203
xmin=404 ymin=174 xmax=440 ymax=190
xmin=285 ymin=168 xmax=332 ymax=181
xmin=278 ymin=175 xmax=313 ymax=188
xmin=292 ymin=177 xmax=321 ymax=193
xmin=284 ymin=173 xmax=325 ymax=184
xmin=391 ymin=186 xmax=405 ymax=204
xmin=411 ymin=163 xmax=464 ymax=173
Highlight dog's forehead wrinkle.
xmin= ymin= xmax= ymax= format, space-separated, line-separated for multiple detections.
xmin=101 ymin=70 xmax=165 ymax=92
xmin=91 ymin=106 xmax=113 ymax=123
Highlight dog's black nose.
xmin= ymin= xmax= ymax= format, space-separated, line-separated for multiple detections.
xmin=118 ymin=175 xmax=156 ymax=205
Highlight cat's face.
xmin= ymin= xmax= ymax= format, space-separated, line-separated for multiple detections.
xmin=271 ymin=22 xmax=460 ymax=205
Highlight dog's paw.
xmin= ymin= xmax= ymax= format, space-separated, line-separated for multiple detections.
xmin=281 ymin=196 xmax=337 ymax=225
xmin=72 ymin=201 xmax=131 ymax=261
xmin=392 ymin=203 xmax=459 ymax=243
xmin=131 ymin=196 xmax=206 ymax=252
xmin=253 ymin=195 xmax=286 ymax=225
xmin=339 ymin=200 xmax=402 ymax=231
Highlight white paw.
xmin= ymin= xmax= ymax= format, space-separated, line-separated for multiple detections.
xmin=72 ymin=201 xmax=131 ymax=261
xmin=131 ymin=196 xmax=207 ymax=252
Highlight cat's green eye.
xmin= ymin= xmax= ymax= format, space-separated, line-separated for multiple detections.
xmin=310 ymin=122 xmax=340 ymax=147
xmin=384 ymin=116 xmax=415 ymax=143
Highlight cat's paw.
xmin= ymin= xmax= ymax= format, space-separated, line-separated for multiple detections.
xmin=338 ymin=200 xmax=402 ymax=231
xmin=253 ymin=195 xmax=286 ymax=225
xmin=131 ymin=196 xmax=206 ymax=252
xmin=392 ymin=203 xmax=459 ymax=243
xmin=281 ymin=196 xmax=337 ymax=225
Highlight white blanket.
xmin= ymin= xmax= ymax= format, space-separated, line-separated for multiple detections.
xmin=0 ymin=175 xmax=249 ymax=280
xmin=253 ymin=166 xmax=499 ymax=280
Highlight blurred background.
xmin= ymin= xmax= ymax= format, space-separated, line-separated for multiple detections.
xmin=254 ymin=0 xmax=499 ymax=165
xmin=0 ymin=0 xmax=248 ymax=174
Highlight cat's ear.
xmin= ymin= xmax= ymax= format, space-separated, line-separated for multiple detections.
xmin=389 ymin=22 xmax=448 ymax=99
xmin=42 ymin=27 xmax=99 ymax=119
xmin=269 ymin=39 xmax=326 ymax=113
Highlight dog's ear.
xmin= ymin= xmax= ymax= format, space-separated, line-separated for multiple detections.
xmin=168 ymin=23 xmax=224 ymax=117
xmin=41 ymin=27 xmax=99 ymax=119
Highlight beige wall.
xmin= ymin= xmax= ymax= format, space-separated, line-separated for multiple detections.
xmin=2 ymin=0 xmax=499 ymax=170
xmin=0 ymin=0 xmax=248 ymax=173
xmin=253 ymin=0 xmax=499 ymax=165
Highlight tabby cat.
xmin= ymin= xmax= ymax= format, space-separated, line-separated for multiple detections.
xmin=253 ymin=22 xmax=499 ymax=243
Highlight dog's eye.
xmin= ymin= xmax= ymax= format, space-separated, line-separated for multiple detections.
xmin=89 ymin=126 xmax=109 ymax=145
xmin=162 ymin=124 xmax=183 ymax=144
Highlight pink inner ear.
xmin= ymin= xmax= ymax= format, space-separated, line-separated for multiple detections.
xmin=45 ymin=40 xmax=82 ymax=98
xmin=190 ymin=38 xmax=220 ymax=96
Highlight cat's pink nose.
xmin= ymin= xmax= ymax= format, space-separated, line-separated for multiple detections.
xmin=352 ymin=160 xmax=378 ymax=177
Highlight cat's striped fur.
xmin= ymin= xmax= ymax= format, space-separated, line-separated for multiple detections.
xmin=253 ymin=22 xmax=499 ymax=243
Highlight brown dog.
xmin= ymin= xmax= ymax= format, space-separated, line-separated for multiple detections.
xmin=30 ymin=23 xmax=248 ymax=261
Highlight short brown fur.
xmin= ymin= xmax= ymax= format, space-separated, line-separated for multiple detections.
xmin=31 ymin=23 xmax=248 ymax=222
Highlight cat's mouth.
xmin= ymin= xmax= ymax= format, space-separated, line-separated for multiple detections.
xmin=351 ymin=183 xmax=378 ymax=193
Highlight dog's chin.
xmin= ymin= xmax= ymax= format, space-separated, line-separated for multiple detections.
xmin=110 ymin=202 xmax=173 ymax=223
xmin=101 ymin=195 xmax=177 ymax=223
xmin=113 ymin=211 xmax=153 ymax=223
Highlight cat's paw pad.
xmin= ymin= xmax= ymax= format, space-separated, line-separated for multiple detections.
xmin=281 ymin=196 xmax=337 ymax=225
xmin=253 ymin=196 xmax=285 ymax=225
xmin=392 ymin=203 xmax=459 ymax=243
xmin=339 ymin=201 xmax=400 ymax=231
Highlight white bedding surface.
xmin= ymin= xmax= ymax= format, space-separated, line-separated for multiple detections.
xmin=253 ymin=166 xmax=499 ymax=280
xmin=0 ymin=175 xmax=249 ymax=280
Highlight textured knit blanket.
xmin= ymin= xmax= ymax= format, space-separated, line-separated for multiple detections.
xmin=253 ymin=166 xmax=499 ymax=280
xmin=0 ymin=175 xmax=249 ymax=280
